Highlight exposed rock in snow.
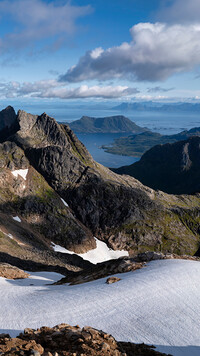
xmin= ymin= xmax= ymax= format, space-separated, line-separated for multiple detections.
xmin=106 ymin=276 xmax=121 ymax=284
xmin=51 ymin=238 xmax=128 ymax=264
xmin=12 ymin=216 xmax=21 ymax=222
xmin=11 ymin=168 xmax=28 ymax=180
xmin=0 ymin=263 xmax=29 ymax=279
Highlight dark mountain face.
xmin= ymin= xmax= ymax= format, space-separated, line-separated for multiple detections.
xmin=1 ymin=106 xmax=200 ymax=257
xmin=113 ymin=136 xmax=200 ymax=195
xmin=68 ymin=115 xmax=147 ymax=133
xmin=0 ymin=106 xmax=18 ymax=143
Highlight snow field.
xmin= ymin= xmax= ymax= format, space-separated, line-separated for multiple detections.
xmin=0 ymin=260 xmax=200 ymax=355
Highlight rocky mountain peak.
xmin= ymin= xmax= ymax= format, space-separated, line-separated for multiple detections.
xmin=1 ymin=106 xmax=200 ymax=258
xmin=0 ymin=106 xmax=16 ymax=130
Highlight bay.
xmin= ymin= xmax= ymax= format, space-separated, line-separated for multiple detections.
xmin=1 ymin=100 xmax=200 ymax=167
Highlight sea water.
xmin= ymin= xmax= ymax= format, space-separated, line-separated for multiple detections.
xmin=1 ymin=101 xmax=200 ymax=168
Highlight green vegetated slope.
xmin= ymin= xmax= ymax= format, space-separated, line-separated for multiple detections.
xmin=1 ymin=106 xmax=200 ymax=258
xmin=103 ymin=127 xmax=200 ymax=157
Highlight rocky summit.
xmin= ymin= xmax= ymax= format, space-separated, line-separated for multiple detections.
xmin=1 ymin=105 xmax=200 ymax=265
xmin=0 ymin=323 xmax=169 ymax=355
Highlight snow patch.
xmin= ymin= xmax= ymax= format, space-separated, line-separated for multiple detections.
xmin=79 ymin=238 xmax=128 ymax=264
xmin=51 ymin=242 xmax=74 ymax=254
xmin=60 ymin=197 xmax=69 ymax=207
xmin=0 ymin=260 xmax=200 ymax=356
xmin=12 ymin=216 xmax=21 ymax=223
xmin=11 ymin=169 xmax=28 ymax=180
xmin=51 ymin=237 xmax=128 ymax=264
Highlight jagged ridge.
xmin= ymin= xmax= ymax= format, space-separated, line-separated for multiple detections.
xmin=1 ymin=106 xmax=200 ymax=257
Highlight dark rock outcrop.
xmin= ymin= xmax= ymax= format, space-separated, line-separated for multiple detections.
xmin=55 ymin=257 xmax=144 ymax=285
xmin=0 ymin=106 xmax=18 ymax=143
xmin=114 ymin=136 xmax=200 ymax=194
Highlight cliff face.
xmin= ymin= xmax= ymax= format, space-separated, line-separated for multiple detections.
xmin=114 ymin=136 xmax=200 ymax=195
xmin=0 ymin=138 xmax=94 ymax=262
xmin=1 ymin=106 xmax=200 ymax=256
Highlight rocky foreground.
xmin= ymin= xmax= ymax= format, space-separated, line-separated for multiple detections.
xmin=0 ymin=324 xmax=170 ymax=356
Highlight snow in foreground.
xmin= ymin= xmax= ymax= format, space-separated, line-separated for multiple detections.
xmin=0 ymin=260 xmax=200 ymax=356
xmin=51 ymin=237 xmax=129 ymax=264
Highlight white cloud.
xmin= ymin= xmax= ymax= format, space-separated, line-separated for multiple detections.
xmin=36 ymin=85 xmax=138 ymax=99
xmin=0 ymin=0 xmax=92 ymax=53
xmin=0 ymin=80 xmax=138 ymax=99
xmin=59 ymin=22 xmax=200 ymax=83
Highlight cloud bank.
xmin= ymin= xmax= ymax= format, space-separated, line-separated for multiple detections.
xmin=59 ymin=22 xmax=200 ymax=83
xmin=0 ymin=81 xmax=138 ymax=99
xmin=158 ymin=0 xmax=200 ymax=24
xmin=0 ymin=0 xmax=92 ymax=52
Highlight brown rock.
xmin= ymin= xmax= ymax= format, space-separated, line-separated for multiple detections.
xmin=0 ymin=324 xmax=170 ymax=356
xmin=106 ymin=276 xmax=121 ymax=284
xmin=0 ymin=263 xmax=30 ymax=279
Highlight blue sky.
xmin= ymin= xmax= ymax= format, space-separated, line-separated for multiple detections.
xmin=0 ymin=0 xmax=200 ymax=103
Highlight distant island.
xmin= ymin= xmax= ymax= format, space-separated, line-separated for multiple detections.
xmin=68 ymin=115 xmax=147 ymax=134
xmin=102 ymin=127 xmax=200 ymax=157
xmin=112 ymin=101 xmax=200 ymax=112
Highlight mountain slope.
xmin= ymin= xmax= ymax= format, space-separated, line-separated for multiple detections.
xmin=1 ymin=106 xmax=200 ymax=256
xmin=68 ymin=115 xmax=147 ymax=133
xmin=113 ymin=136 xmax=200 ymax=195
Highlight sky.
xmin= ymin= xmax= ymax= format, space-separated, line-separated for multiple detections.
xmin=0 ymin=0 xmax=200 ymax=103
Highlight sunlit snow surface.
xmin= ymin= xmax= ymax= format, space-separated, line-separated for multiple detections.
xmin=11 ymin=169 xmax=28 ymax=180
xmin=51 ymin=237 xmax=129 ymax=264
xmin=1 ymin=260 xmax=200 ymax=355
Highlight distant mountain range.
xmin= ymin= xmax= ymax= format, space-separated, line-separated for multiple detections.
xmin=112 ymin=101 xmax=200 ymax=112
xmin=102 ymin=127 xmax=200 ymax=157
xmin=68 ymin=115 xmax=147 ymax=134
xmin=113 ymin=136 xmax=200 ymax=195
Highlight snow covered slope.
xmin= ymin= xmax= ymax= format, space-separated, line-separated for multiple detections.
xmin=0 ymin=260 xmax=200 ymax=356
